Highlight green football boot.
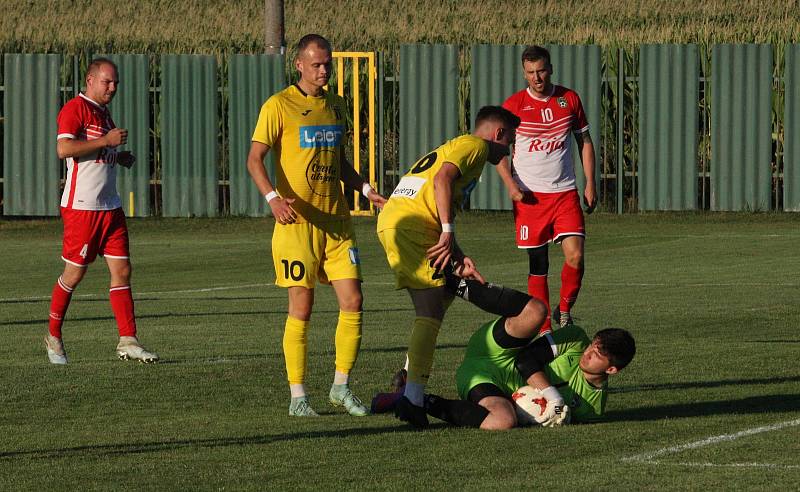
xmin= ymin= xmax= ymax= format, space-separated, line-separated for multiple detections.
xmin=329 ymin=384 xmax=369 ymax=417
xmin=289 ymin=397 xmax=319 ymax=417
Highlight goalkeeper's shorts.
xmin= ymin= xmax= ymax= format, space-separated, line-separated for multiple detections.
xmin=271 ymin=219 xmax=362 ymax=288
xmin=377 ymin=227 xmax=445 ymax=290
xmin=455 ymin=318 xmax=525 ymax=400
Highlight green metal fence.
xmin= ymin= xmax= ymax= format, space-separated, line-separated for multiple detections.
xmin=785 ymin=44 xmax=800 ymax=212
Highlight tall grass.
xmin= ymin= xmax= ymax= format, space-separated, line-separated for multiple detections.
xmin=0 ymin=0 xmax=798 ymax=54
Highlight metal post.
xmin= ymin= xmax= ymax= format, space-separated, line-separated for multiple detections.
xmin=264 ymin=0 xmax=285 ymax=55
xmin=617 ymin=48 xmax=625 ymax=214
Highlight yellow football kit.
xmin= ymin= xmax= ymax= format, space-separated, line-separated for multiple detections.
xmin=252 ymin=84 xmax=361 ymax=287
xmin=377 ymin=134 xmax=490 ymax=288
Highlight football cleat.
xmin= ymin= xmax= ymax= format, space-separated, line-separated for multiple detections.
xmin=370 ymin=391 xmax=403 ymax=414
xmin=289 ymin=397 xmax=319 ymax=417
xmin=329 ymin=384 xmax=369 ymax=417
xmin=116 ymin=336 xmax=159 ymax=363
xmin=44 ymin=335 xmax=68 ymax=365
xmin=389 ymin=368 xmax=408 ymax=393
xmin=551 ymin=306 xmax=573 ymax=329
xmin=394 ymin=396 xmax=429 ymax=429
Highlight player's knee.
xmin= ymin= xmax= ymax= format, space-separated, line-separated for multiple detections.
xmin=339 ymin=291 xmax=363 ymax=312
xmin=527 ymin=246 xmax=549 ymax=276
xmin=564 ymin=249 xmax=583 ymax=268
xmin=521 ymin=299 xmax=547 ymax=332
xmin=61 ymin=266 xmax=86 ymax=288
xmin=480 ymin=407 xmax=517 ymax=430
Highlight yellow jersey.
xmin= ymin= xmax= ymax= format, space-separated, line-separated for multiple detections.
xmin=252 ymin=84 xmax=349 ymax=223
xmin=377 ymin=134 xmax=490 ymax=233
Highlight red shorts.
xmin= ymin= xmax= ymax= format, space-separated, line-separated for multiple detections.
xmin=513 ymin=189 xmax=585 ymax=248
xmin=61 ymin=207 xmax=130 ymax=266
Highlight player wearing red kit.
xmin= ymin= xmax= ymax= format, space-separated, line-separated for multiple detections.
xmin=45 ymin=58 xmax=158 ymax=364
xmin=498 ymin=45 xmax=597 ymax=333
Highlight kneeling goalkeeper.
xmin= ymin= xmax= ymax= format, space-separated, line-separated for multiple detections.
xmin=373 ymin=271 xmax=636 ymax=430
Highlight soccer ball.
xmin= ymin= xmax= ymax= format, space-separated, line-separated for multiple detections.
xmin=511 ymin=385 xmax=548 ymax=426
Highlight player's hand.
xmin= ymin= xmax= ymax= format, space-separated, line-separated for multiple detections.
xmin=367 ymin=189 xmax=388 ymax=209
xmin=540 ymin=404 xmax=571 ymax=427
xmin=104 ymin=128 xmax=128 ymax=147
xmin=583 ymin=185 xmax=597 ymax=214
xmin=508 ymin=185 xmax=524 ymax=202
xmin=455 ymin=256 xmax=485 ymax=284
xmin=117 ymin=151 xmax=136 ymax=169
xmin=269 ymin=197 xmax=297 ymax=224
xmin=426 ymin=232 xmax=455 ymax=272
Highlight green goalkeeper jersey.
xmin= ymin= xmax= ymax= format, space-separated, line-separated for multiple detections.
xmin=455 ymin=320 xmax=608 ymax=423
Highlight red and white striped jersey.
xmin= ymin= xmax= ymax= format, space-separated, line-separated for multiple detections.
xmin=503 ymin=85 xmax=589 ymax=193
xmin=57 ymin=93 xmax=121 ymax=210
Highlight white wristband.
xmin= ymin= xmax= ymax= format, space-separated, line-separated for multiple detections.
xmin=361 ymin=182 xmax=373 ymax=196
xmin=441 ymin=223 xmax=454 ymax=233
xmin=265 ymin=191 xmax=279 ymax=203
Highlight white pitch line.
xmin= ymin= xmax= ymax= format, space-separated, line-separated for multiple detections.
xmin=0 ymin=281 xmax=398 ymax=303
xmin=658 ymin=461 xmax=800 ymax=469
xmin=622 ymin=418 xmax=800 ymax=463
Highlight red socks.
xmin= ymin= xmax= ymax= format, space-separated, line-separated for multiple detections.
xmin=109 ymin=286 xmax=137 ymax=337
xmin=527 ymin=274 xmax=551 ymax=332
xmin=48 ymin=277 xmax=73 ymax=338
xmin=559 ymin=263 xmax=584 ymax=313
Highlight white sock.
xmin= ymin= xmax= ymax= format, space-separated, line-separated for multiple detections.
xmin=403 ymin=354 xmax=409 ymax=371
xmin=333 ymin=371 xmax=348 ymax=385
xmin=404 ymin=382 xmax=425 ymax=406
xmin=289 ymin=384 xmax=306 ymax=398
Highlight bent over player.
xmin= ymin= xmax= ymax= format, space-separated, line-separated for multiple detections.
xmin=377 ymin=106 xmax=520 ymax=427
xmin=374 ymin=273 xmax=635 ymax=430
xmin=247 ymin=34 xmax=386 ymax=417
xmin=45 ymin=58 xmax=158 ymax=364
xmin=498 ymin=45 xmax=597 ymax=332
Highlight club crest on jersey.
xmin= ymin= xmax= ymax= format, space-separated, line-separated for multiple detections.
xmin=300 ymin=125 xmax=343 ymax=148
xmin=557 ymin=97 xmax=568 ymax=108
xmin=348 ymin=248 xmax=360 ymax=265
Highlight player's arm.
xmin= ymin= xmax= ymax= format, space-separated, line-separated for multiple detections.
xmin=340 ymin=156 xmax=387 ymax=209
xmin=514 ymin=333 xmax=568 ymax=425
xmin=426 ymin=162 xmax=459 ymax=271
xmin=495 ymin=155 xmax=523 ymax=202
xmin=575 ymin=130 xmax=597 ymax=213
xmin=56 ymin=128 xmax=127 ymax=160
xmin=246 ymin=141 xmax=297 ymax=224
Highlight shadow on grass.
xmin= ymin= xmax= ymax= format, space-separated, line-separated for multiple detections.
xmin=611 ymin=375 xmax=800 ymax=394
xmin=605 ymin=393 xmax=800 ymax=422
xmin=0 ymin=422 xmax=451 ymax=460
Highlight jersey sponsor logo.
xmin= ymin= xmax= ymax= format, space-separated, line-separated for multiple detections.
xmin=299 ymin=125 xmax=343 ymax=148
xmin=305 ymin=149 xmax=339 ymax=195
xmin=348 ymin=247 xmax=360 ymax=265
xmin=390 ymin=176 xmax=426 ymax=199
xmin=527 ymin=138 xmax=565 ymax=154
xmin=557 ymin=97 xmax=568 ymax=108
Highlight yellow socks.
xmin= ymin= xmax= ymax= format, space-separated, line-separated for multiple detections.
xmin=283 ymin=316 xmax=309 ymax=385
xmin=406 ymin=316 xmax=442 ymax=386
xmin=334 ymin=310 xmax=362 ymax=376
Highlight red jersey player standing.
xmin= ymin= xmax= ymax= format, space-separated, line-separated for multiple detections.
xmin=45 ymin=58 xmax=158 ymax=364
xmin=498 ymin=45 xmax=597 ymax=332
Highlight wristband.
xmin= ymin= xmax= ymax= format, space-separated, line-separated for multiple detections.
xmin=441 ymin=223 xmax=454 ymax=233
xmin=265 ymin=191 xmax=279 ymax=203
xmin=540 ymin=386 xmax=564 ymax=405
xmin=361 ymin=182 xmax=373 ymax=196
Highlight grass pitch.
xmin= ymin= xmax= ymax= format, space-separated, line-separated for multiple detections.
xmin=1 ymin=212 xmax=799 ymax=490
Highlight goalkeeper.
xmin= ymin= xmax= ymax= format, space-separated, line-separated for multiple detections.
xmin=372 ymin=271 xmax=635 ymax=429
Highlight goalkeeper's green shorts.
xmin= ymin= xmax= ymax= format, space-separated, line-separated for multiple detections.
xmin=455 ymin=318 xmax=526 ymax=400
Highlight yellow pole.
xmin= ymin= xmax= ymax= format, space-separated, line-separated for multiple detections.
xmin=337 ymin=57 xmax=345 ymax=97
xmin=368 ymin=52 xmax=376 ymax=214
xmin=129 ymin=191 xmax=135 ymax=217
xmin=352 ymin=57 xmax=361 ymax=212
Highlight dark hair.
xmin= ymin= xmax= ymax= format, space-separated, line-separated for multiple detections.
xmin=521 ymin=45 xmax=551 ymax=66
xmin=594 ymin=328 xmax=636 ymax=370
xmin=87 ymin=57 xmax=118 ymax=76
xmin=296 ymin=33 xmax=332 ymax=55
xmin=475 ymin=105 xmax=521 ymax=129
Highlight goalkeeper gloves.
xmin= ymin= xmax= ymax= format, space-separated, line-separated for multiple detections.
xmin=533 ymin=386 xmax=570 ymax=427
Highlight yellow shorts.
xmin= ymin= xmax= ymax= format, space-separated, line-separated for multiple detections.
xmin=272 ymin=220 xmax=362 ymax=288
xmin=377 ymin=228 xmax=445 ymax=290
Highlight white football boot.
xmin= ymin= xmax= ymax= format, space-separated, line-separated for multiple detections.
xmin=44 ymin=334 xmax=68 ymax=365
xmin=116 ymin=336 xmax=159 ymax=363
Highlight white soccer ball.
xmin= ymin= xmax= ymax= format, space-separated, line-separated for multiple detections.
xmin=511 ymin=385 xmax=549 ymax=426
